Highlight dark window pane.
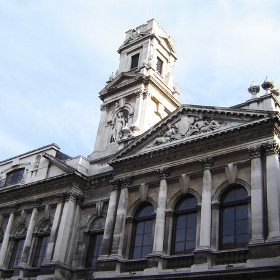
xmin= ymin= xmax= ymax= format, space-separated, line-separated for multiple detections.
xmin=235 ymin=188 xmax=247 ymax=201
xmin=223 ymin=221 xmax=235 ymax=236
xmin=236 ymin=205 xmax=248 ymax=219
xmin=135 ymin=235 xmax=143 ymax=246
xmin=5 ymin=169 xmax=24 ymax=186
xmin=86 ymin=233 xmax=103 ymax=268
xmin=131 ymin=53 xmax=140 ymax=69
xmin=236 ymin=234 xmax=248 ymax=245
xmin=142 ymin=246 xmax=151 ymax=258
xmin=143 ymin=233 xmax=152 ymax=246
xmin=156 ymin=57 xmax=163 ymax=74
xmin=174 ymin=242 xmax=184 ymax=254
xmin=186 ymin=240 xmax=196 ymax=251
xmin=136 ymin=205 xmax=154 ymax=218
xmin=187 ymin=197 xmax=197 ymax=209
xmin=176 ymin=215 xmax=186 ymax=228
xmin=175 ymin=228 xmax=185 ymax=242
xmin=144 ymin=221 xmax=153 ymax=233
xmin=223 ymin=235 xmax=234 ymax=246
xmin=136 ymin=222 xmax=144 ymax=234
xmin=236 ymin=220 xmax=248 ymax=234
xmin=187 ymin=214 xmax=197 ymax=227
xmin=223 ymin=189 xmax=235 ymax=203
xmin=177 ymin=196 xmax=197 ymax=211
xmin=133 ymin=247 xmax=141 ymax=259
xmin=33 ymin=236 xmax=49 ymax=267
xmin=223 ymin=207 xmax=234 ymax=222
xmin=186 ymin=227 xmax=196 ymax=240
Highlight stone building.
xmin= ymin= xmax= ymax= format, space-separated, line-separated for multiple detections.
xmin=0 ymin=19 xmax=280 ymax=280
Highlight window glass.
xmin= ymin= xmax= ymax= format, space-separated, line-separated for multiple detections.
xmin=33 ymin=236 xmax=49 ymax=267
xmin=131 ymin=53 xmax=140 ymax=69
xmin=9 ymin=239 xmax=25 ymax=268
xmin=5 ymin=169 xmax=24 ymax=186
xmin=220 ymin=185 xmax=248 ymax=249
xmin=131 ymin=204 xmax=154 ymax=259
xmin=156 ymin=57 xmax=163 ymax=74
xmin=173 ymin=196 xmax=197 ymax=255
xmin=86 ymin=233 xmax=103 ymax=268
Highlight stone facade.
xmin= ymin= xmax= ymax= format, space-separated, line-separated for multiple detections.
xmin=0 ymin=19 xmax=280 ymax=279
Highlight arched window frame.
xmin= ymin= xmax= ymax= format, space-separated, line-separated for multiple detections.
xmin=5 ymin=168 xmax=25 ymax=186
xmin=8 ymin=224 xmax=27 ymax=269
xmin=219 ymin=185 xmax=249 ymax=250
xmin=84 ymin=216 xmax=106 ymax=268
xmin=31 ymin=219 xmax=52 ymax=267
xmin=130 ymin=203 xmax=155 ymax=259
xmin=172 ymin=195 xmax=198 ymax=255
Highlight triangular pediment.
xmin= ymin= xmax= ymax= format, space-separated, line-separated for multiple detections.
xmin=111 ymin=105 xmax=276 ymax=162
xmin=100 ymin=72 xmax=144 ymax=96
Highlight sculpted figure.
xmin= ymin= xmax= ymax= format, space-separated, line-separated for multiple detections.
xmin=111 ymin=111 xmax=127 ymax=142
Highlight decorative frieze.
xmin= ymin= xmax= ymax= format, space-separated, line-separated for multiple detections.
xmin=200 ymin=157 xmax=214 ymax=170
xmin=110 ymin=179 xmax=121 ymax=190
xmin=31 ymin=198 xmax=43 ymax=208
xmin=8 ymin=203 xmax=18 ymax=213
xmin=120 ymin=176 xmax=133 ymax=188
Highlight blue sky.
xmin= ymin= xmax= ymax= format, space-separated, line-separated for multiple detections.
xmin=1 ymin=0 xmax=280 ymax=160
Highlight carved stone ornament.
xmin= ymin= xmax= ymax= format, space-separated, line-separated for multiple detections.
xmin=9 ymin=203 xmax=18 ymax=213
xmin=110 ymin=179 xmax=121 ymax=190
xmin=120 ymin=176 xmax=133 ymax=188
xmin=100 ymin=103 xmax=109 ymax=111
xmin=157 ymin=167 xmax=171 ymax=179
xmin=200 ymin=157 xmax=215 ymax=169
xmin=248 ymin=81 xmax=260 ymax=98
xmin=151 ymin=116 xmax=225 ymax=147
xmin=15 ymin=224 xmax=27 ymax=237
xmin=261 ymin=76 xmax=274 ymax=93
xmin=248 ymin=145 xmax=262 ymax=159
xmin=262 ymin=141 xmax=280 ymax=155
xmin=38 ymin=220 xmax=52 ymax=233
xmin=32 ymin=198 xmax=43 ymax=208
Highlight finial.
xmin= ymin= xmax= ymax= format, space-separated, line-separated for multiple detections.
xmin=248 ymin=81 xmax=260 ymax=98
xmin=261 ymin=76 xmax=274 ymax=94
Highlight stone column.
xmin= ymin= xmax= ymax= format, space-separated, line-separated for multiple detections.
xmin=111 ymin=177 xmax=131 ymax=256
xmin=152 ymin=167 xmax=170 ymax=254
xmin=264 ymin=142 xmax=280 ymax=241
xmin=249 ymin=145 xmax=264 ymax=244
xmin=141 ymin=91 xmax=151 ymax=132
xmin=52 ymin=191 xmax=77 ymax=263
xmin=20 ymin=199 xmax=41 ymax=266
xmin=0 ymin=206 xmax=16 ymax=267
xmin=199 ymin=157 xmax=214 ymax=249
xmin=44 ymin=196 xmax=64 ymax=262
xmin=100 ymin=180 xmax=120 ymax=256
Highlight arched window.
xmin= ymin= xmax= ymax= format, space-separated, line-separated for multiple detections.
xmin=173 ymin=195 xmax=197 ymax=254
xmin=131 ymin=204 xmax=154 ymax=259
xmin=5 ymin=169 xmax=24 ymax=186
xmin=32 ymin=220 xmax=52 ymax=267
xmin=220 ymin=185 xmax=249 ymax=250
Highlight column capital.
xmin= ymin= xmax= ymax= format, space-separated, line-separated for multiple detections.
xmin=100 ymin=103 xmax=109 ymax=111
xmin=8 ymin=203 xmax=18 ymax=213
xmin=31 ymin=198 xmax=43 ymax=208
xmin=248 ymin=144 xmax=262 ymax=159
xmin=200 ymin=157 xmax=214 ymax=169
xmin=64 ymin=190 xmax=81 ymax=202
xmin=157 ymin=166 xmax=171 ymax=179
xmin=262 ymin=141 xmax=280 ymax=156
xmin=110 ymin=179 xmax=121 ymax=190
xmin=120 ymin=176 xmax=133 ymax=188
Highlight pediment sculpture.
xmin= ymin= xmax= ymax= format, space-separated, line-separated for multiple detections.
xmin=152 ymin=116 xmax=225 ymax=146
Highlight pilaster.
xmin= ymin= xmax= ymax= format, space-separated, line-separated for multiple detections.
xmin=249 ymin=145 xmax=265 ymax=244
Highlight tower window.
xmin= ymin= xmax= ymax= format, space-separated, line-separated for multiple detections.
xmin=131 ymin=53 xmax=140 ymax=69
xmin=156 ymin=57 xmax=163 ymax=74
